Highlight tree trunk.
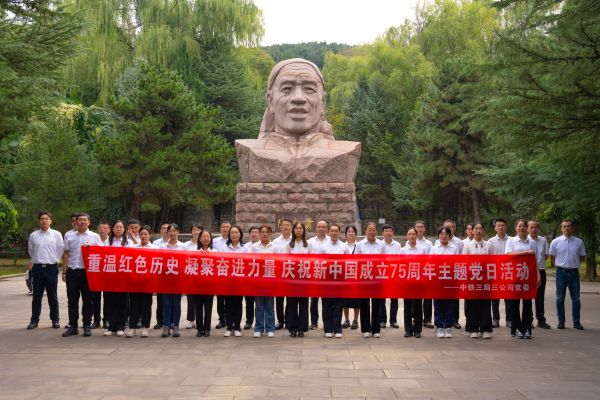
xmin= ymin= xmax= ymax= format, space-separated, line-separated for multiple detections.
xmin=470 ymin=187 xmax=481 ymax=223
xmin=129 ymin=193 xmax=140 ymax=219
xmin=584 ymin=215 xmax=597 ymax=281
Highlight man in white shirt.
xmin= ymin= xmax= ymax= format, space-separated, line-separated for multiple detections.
xmin=550 ymin=219 xmax=586 ymax=330
xmin=152 ymin=223 xmax=169 ymax=247
xmin=462 ymin=223 xmax=474 ymax=247
xmin=528 ymin=220 xmax=550 ymax=329
xmin=272 ymin=219 xmax=293 ymax=330
xmin=212 ymin=221 xmax=231 ymax=329
xmin=243 ymin=226 xmax=260 ymax=330
xmin=487 ymin=218 xmax=511 ymax=328
xmin=307 ymin=220 xmax=329 ymax=329
xmin=355 ymin=222 xmax=384 ymax=338
xmin=62 ymin=212 xmax=103 ymax=337
xmin=379 ymin=224 xmax=401 ymax=329
xmin=26 ymin=211 xmax=64 ymax=330
xmin=151 ymin=222 xmax=169 ymax=330
xmin=414 ymin=220 xmax=434 ymax=328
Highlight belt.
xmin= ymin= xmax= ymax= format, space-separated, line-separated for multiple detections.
xmin=556 ymin=266 xmax=577 ymax=271
xmin=33 ymin=263 xmax=57 ymax=268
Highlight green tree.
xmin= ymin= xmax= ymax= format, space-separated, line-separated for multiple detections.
xmin=0 ymin=195 xmax=18 ymax=250
xmin=95 ymin=61 xmax=236 ymax=218
xmin=263 ymin=41 xmax=351 ymax=69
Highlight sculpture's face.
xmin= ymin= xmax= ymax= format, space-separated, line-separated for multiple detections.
xmin=268 ymin=63 xmax=324 ymax=136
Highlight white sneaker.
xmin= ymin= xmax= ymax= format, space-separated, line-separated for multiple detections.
xmin=334 ymin=333 xmax=343 ymax=338
xmin=435 ymin=328 xmax=444 ymax=338
xmin=103 ymin=330 xmax=113 ymax=337
xmin=116 ymin=330 xmax=125 ymax=337
xmin=267 ymin=331 xmax=275 ymax=338
xmin=482 ymin=332 xmax=492 ymax=339
xmin=444 ymin=328 xmax=452 ymax=338
xmin=224 ymin=330 xmax=232 ymax=337
xmin=324 ymin=333 xmax=333 ymax=338
xmin=362 ymin=332 xmax=372 ymax=338
xmin=186 ymin=320 xmax=195 ymax=329
xmin=126 ymin=329 xmax=135 ymax=338
xmin=373 ymin=333 xmax=381 ymax=338
xmin=470 ymin=332 xmax=479 ymax=339
xmin=140 ymin=328 xmax=149 ymax=337
xmin=234 ymin=330 xmax=242 ymax=337
xmin=253 ymin=332 xmax=262 ymax=338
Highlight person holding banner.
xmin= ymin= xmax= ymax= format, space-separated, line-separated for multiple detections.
xmin=380 ymin=224 xmax=402 ymax=329
xmin=184 ymin=224 xmax=202 ymax=330
xmin=223 ymin=226 xmax=245 ymax=337
xmin=194 ymin=229 xmax=215 ymax=337
xmin=342 ymin=225 xmax=360 ymax=331
xmin=431 ymin=226 xmax=459 ymax=338
xmin=505 ymin=219 xmax=540 ymax=339
xmin=286 ymin=222 xmax=311 ymax=337
xmin=488 ymin=218 xmax=511 ymax=328
xmin=355 ymin=222 xmax=384 ymax=338
xmin=103 ymin=220 xmax=130 ymax=337
xmin=152 ymin=222 xmax=169 ymax=330
xmin=160 ymin=223 xmax=187 ymax=338
xmin=273 ymin=219 xmax=293 ymax=330
xmin=527 ymin=220 xmax=550 ymax=329
xmin=243 ymin=226 xmax=260 ymax=330
xmin=307 ymin=220 xmax=329 ymax=330
xmin=400 ymin=227 xmax=428 ymax=338
xmin=213 ymin=221 xmax=231 ymax=330
xmin=249 ymin=225 xmax=279 ymax=338
xmin=463 ymin=223 xmax=493 ymax=339
xmin=321 ymin=223 xmax=350 ymax=338
xmin=414 ymin=220 xmax=434 ymax=329
xmin=127 ymin=226 xmax=155 ymax=338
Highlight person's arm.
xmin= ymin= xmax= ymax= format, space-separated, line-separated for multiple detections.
xmin=550 ymin=255 xmax=556 ymax=268
xmin=62 ymin=250 xmax=69 ymax=282
xmin=27 ymin=233 xmax=34 ymax=270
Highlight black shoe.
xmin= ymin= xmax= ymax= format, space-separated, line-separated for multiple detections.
xmin=215 ymin=322 xmax=226 ymax=329
xmin=537 ymin=322 xmax=551 ymax=329
xmin=492 ymin=319 xmax=500 ymax=328
xmin=275 ymin=322 xmax=284 ymax=330
xmin=380 ymin=322 xmax=387 ymax=328
xmin=26 ymin=321 xmax=38 ymax=330
xmin=390 ymin=322 xmax=400 ymax=329
xmin=309 ymin=324 xmax=317 ymax=330
xmin=574 ymin=323 xmax=584 ymax=330
xmin=424 ymin=321 xmax=434 ymax=329
xmin=196 ymin=330 xmax=204 ymax=337
xmin=62 ymin=327 xmax=78 ymax=337
xmin=350 ymin=320 xmax=358 ymax=330
xmin=90 ymin=321 xmax=100 ymax=329
xmin=83 ymin=326 xmax=92 ymax=337
xmin=298 ymin=331 xmax=304 ymax=338
xmin=506 ymin=321 xmax=512 ymax=329
xmin=453 ymin=322 xmax=462 ymax=330
xmin=64 ymin=323 xmax=71 ymax=329
xmin=204 ymin=331 xmax=210 ymax=337
xmin=414 ymin=332 xmax=421 ymax=338
xmin=403 ymin=332 xmax=412 ymax=338
xmin=557 ymin=322 xmax=565 ymax=329
xmin=290 ymin=331 xmax=297 ymax=337
xmin=102 ymin=321 xmax=109 ymax=329
xmin=153 ymin=323 xmax=163 ymax=330
xmin=341 ymin=320 xmax=350 ymax=329
xmin=52 ymin=321 xmax=60 ymax=329
xmin=243 ymin=323 xmax=252 ymax=330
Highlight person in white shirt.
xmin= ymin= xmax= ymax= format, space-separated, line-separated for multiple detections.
xmin=380 ymin=224 xmax=402 ymax=329
xmin=462 ymin=223 xmax=474 ymax=247
xmin=243 ymin=226 xmax=260 ymax=330
xmin=126 ymin=226 xmax=155 ymax=338
xmin=434 ymin=220 xmax=464 ymax=329
xmin=26 ymin=211 xmax=64 ymax=330
xmin=307 ymin=220 xmax=329 ymax=330
xmin=151 ymin=223 xmax=169 ymax=247
xmin=342 ymin=225 xmax=360 ymax=331
xmin=126 ymin=218 xmax=141 ymax=246
xmin=487 ymin=218 xmax=511 ymax=328
xmin=193 ymin=229 xmax=215 ymax=337
xmin=400 ymin=227 xmax=428 ymax=338
xmin=430 ymin=226 xmax=459 ymax=338
xmin=249 ymin=224 xmax=279 ymax=338
xmin=463 ymin=223 xmax=492 ymax=339
xmin=355 ymin=222 xmax=384 ymax=338
xmin=91 ymin=221 xmax=110 ymax=330
xmin=286 ymin=222 xmax=311 ymax=337
xmin=414 ymin=220 xmax=434 ymax=329
xmin=160 ymin=223 xmax=187 ymax=338
xmin=184 ymin=224 xmax=203 ymax=330
xmin=321 ymin=223 xmax=350 ymax=338
xmin=222 ymin=226 xmax=245 ymax=337
xmin=273 ymin=219 xmax=293 ymax=330
xmin=63 ymin=212 xmax=79 ymax=243
xmin=505 ymin=219 xmax=540 ymax=339
xmin=62 ymin=212 xmax=103 ymax=337
xmin=549 ymin=219 xmax=586 ymax=330
xmin=527 ymin=220 xmax=550 ymax=329
xmin=212 ymin=221 xmax=231 ymax=330
xmin=150 ymin=222 xmax=170 ymax=331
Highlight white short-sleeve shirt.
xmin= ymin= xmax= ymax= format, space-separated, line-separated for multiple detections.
xmin=28 ymin=228 xmax=64 ymax=264
xmin=462 ymin=239 xmax=489 ymax=255
xmin=528 ymin=235 xmax=548 ymax=269
xmin=64 ymin=230 xmax=103 ymax=269
xmin=354 ymin=238 xmax=383 ymax=255
xmin=549 ymin=235 xmax=586 ymax=269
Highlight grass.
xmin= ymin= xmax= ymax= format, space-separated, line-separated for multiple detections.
xmin=0 ymin=258 xmax=28 ymax=277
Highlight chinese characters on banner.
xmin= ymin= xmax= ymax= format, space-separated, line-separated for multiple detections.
xmin=82 ymin=246 xmax=537 ymax=299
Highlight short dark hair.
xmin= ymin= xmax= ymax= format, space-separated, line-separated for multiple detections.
xmin=191 ymin=223 xmax=203 ymax=231
xmin=414 ymin=220 xmax=426 ymax=226
xmin=167 ymin=223 xmax=180 ymax=232
xmin=329 ymin=223 xmax=341 ymax=232
xmin=70 ymin=212 xmax=80 ymax=219
xmin=382 ymin=224 xmax=394 ymax=232
xmin=128 ymin=218 xmax=140 ymax=225
xmin=345 ymin=225 xmax=357 ymax=235
xmin=494 ymin=218 xmax=507 ymax=225
xmin=139 ymin=225 xmax=152 ymax=235
xmin=38 ymin=211 xmax=52 ymax=220
xmin=259 ymin=224 xmax=272 ymax=233
xmin=249 ymin=226 xmax=260 ymax=233
xmin=76 ymin=212 xmax=90 ymax=221
xmin=437 ymin=226 xmax=452 ymax=236
xmin=365 ymin=221 xmax=377 ymax=230
xmin=280 ymin=218 xmax=293 ymax=226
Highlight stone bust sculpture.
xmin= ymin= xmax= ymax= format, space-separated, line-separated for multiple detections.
xmin=236 ymin=58 xmax=361 ymax=183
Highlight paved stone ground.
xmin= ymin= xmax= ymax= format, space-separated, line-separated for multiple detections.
xmin=1 ymin=275 xmax=599 ymax=400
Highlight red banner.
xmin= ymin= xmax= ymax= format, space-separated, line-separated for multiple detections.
xmin=82 ymin=246 xmax=537 ymax=299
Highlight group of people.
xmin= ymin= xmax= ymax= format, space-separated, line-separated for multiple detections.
xmin=26 ymin=210 xmax=586 ymax=341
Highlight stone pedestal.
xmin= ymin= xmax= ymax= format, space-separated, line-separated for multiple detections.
xmin=235 ymin=182 xmax=357 ymax=233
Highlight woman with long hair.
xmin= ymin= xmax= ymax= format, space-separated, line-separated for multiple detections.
xmin=160 ymin=223 xmax=187 ymax=338
xmin=342 ymin=225 xmax=360 ymax=330
xmin=126 ymin=226 xmax=154 ymax=338
xmin=286 ymin=222 xmax=310 ymax=337
xmin=222 ymin=226 xmax=245 ymax=337
xmin=430 ymin=226 xmax=459 ymax=338
xmin=194 ymin=229 xmax=215 ymax=337
xmin=103 ymin=220 xmax=129 ymax=337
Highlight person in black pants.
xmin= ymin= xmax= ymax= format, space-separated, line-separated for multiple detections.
xmin=356 ymin=222 xmax=384 ymax=338
xmin=286 ymin=222 xmax=310 ymax=337
xmin=400 ymin=227 xmax=427 ymax=337
xmin=244 ymin=296 xmax=255 ymax=329
xmin=103 ymin=220 xmax=130 ymax=337
xmin=527 ymin=220 xmax=551 ymax=329
xmin=222 ymin=226 xmax=245 ymax=337
xmin=194 ymin=229 xmax=216 ymax=337
xmin=154 ymin=294 xmax=164 ymax=329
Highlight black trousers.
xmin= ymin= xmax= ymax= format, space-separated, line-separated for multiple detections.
xmin=245 ymin=296 xmax=255 ymax=324
xmin=104 ymin=291 xmax=128 ymax=331
xmin=508 ymin=299 xmax=532 ymax=335
xmin=216 ymin=295 xmax=226 ymax=324
xmin=535 ymin=269 xmax=547 ymax=323
xmin=30 ymin=264 xmax=59 ymax=323
xmin=465 ymin=299 xmax=492 ymax=333
xmin=322 ymin=298 xmax=343 ymax=334
xmin=129 ymin=293 xmax=152 ymax=328
xmin=379 ymin=299 xmax=399 ymax=324
xmin=91 ymin=291 xmax=105 ymax=324
xmin=276 ymin=297 xmax=286 ymax=324
xmin=186 ymin=295 xmax=195 ymax=321
xmin=193 ymin=295 xmax=213 ymax=332
xmin=310 ymin=297 xmax=319 ymax=325
xmin=492 ymin=299 xmax=512 ymax=322
xmin=225 ymin=295 xmax=243 ymax=331
xmin=360 ymin=298 xmax=383 ymax=334
xmin=403 ymin=298 xmax=423 ymax=334
xmin=155 ymin=294 xmax=163 ymax=325
xmin=286 ymin=297 xmax=308 ymax=333
xmin=452 ymin=299 xmax=460 ymax=323
xmin=423 ymin=299 xmax=432 ymax=323
xmin=65 ymin=269 xmax=92 ymax=328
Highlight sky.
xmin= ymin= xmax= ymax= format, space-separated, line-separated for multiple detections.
xmin=252 ymin=0 xmax=421 ymax=46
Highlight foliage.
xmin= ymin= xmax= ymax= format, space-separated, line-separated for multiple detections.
xmin=263 ymin=41 xmax=351 ymax=69
xmin=0 ymin=195 xmax=18 ymax=249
